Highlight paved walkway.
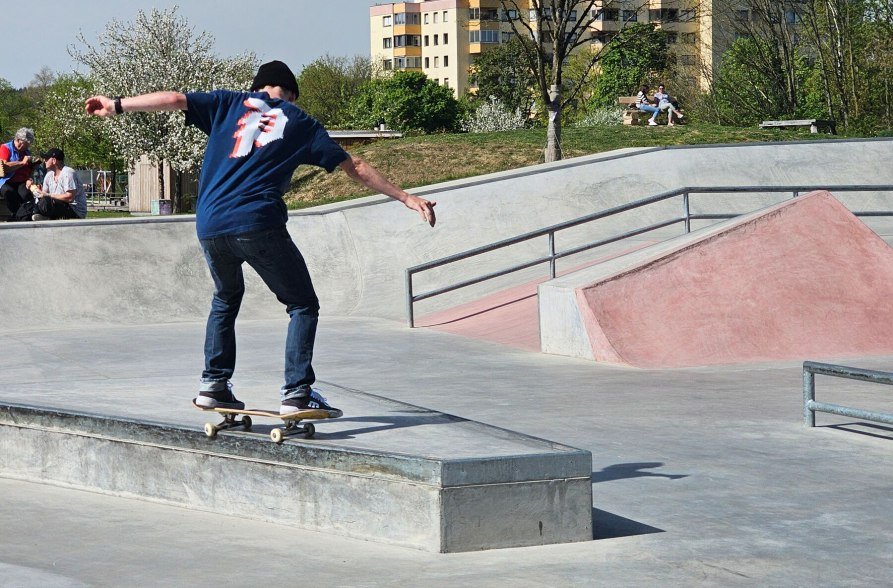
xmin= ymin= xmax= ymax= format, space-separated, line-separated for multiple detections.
xmin=2 ymin=316 xmax=892 ymax=585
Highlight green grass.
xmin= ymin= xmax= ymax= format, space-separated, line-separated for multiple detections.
xmin=285 ymin=123 xmax=861 ymax=209
xmin=86 ymin=210 xmax=133 ymax=219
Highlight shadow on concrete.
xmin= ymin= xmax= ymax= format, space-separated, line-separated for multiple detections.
xmin=311 ymin=413 xmax=461 ymax=440
xmin=592 ymin=508 xmax=664 ymax=540
xmin=417 ymin=293 xmax=536 ymax=328
xmin=592 ymin=462 xmax=688 ymax=483
xmin=824 ymin=422 xmax=893 ymax=441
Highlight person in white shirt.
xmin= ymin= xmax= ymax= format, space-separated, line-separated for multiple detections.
xmin=32 ymin=148 xmax=87 ymax=220
xmin=653 ymin=84 xmax=684 ymax=126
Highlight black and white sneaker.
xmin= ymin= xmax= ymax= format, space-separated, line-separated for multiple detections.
xmin=194 ymin=380 xmax=245 ymax=410
xmin=280 ymin=388 xmax=342 ymax=418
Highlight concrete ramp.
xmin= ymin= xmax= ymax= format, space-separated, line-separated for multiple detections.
xmin=540 ymin=191 xmax=893 ymax=368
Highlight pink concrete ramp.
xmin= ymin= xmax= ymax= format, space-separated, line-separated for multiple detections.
xmin=541 ymin=191 xmax=893 ymax=368
xmin=417 ymin=243 xmax=657 ymax=352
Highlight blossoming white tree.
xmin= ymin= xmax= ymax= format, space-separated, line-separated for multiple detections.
xmin=69 ymin=6 xmax=256 ymax=208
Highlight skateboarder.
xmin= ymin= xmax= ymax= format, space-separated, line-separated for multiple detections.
xmin=85 ymin=60 xmax=436 ymax=417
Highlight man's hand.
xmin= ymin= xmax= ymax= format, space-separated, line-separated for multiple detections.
xmin=85 ymin=96 xmax=115 ymax=117
xmin=404 ymin=195 xmax=437 ymax=227
xmin=339 ymin=155 xmax=437 ymax=228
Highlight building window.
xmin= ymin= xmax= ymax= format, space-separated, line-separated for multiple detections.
xmin=434 ymin=34 xmax=439 ymax=45
xmin=434 ymin=12 xmax=439 ymax=24
xmin=383 ymin=15 xmax=392 ymax=27
xmin=622 ymin=10 xmax=637 ymax=22
xmin=393 ymin=13 xmax=420 ymax=26
xmin=444 ymin=33 xmax=448 ymax=45
xmin=502 ymin=31 xmax=513 ymax=43
xmin=425 ymin=57 xmax=430 ymax=68
xmin=434 ymin=56 xmax=440 ymax=67
xmin=443 ymin=11 xmax=448 ymax=22
xmin=383 ymin=37 xmax=392 ymax=49
xmin=424 ymin=13 xmax=429 ymax=24
xmin=681 ymin=32 xmax=697 ymax=44
xmin=679 ymin=55 xmax=697 ymax=66
xmin=383 ymin=59 xmax=392 ymax=70
xmin=394 ymin=56 xmax=422 ymax=69
xmin=424 ymin=35 xmax=429 ymax=46
xmin=470 ymin=30 xmax=500 ymax=44
xmin=595 ymin=8 xmax=619 ymax=21
xmin=680 ymin=9 xmax=698 ymax=22
xmin=503 ymin=9 xmax=519 ymax=21
xmin=434 ymin=78 xmax=439 ymax=85
xmin=394 ymin=35 xmax=421 ymax=48
xmin=444 ymin=78 xmax=449 ymax=89
xmin=444 ymin=55 xmax=449 ymax=67
xmin=666 ymin=32 xmax=678 ymax=44
xmin=649 ymin=9 xmax=679 ymax=22
xmin=735 ymin=10 xmax=750 ymax=22
xmin=568 ymin=10 xmax=577 ymax=21
xmin=785 ymin=10 xmax=801 ymax=24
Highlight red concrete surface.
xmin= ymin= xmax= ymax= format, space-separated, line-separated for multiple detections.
xmin=576 ymin=190 xmax=893 ymax=368
xmin=417 ymin=243 xmax=657 ymax=351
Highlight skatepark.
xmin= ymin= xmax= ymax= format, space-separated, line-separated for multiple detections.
xmin=2 ymin=138 xmax=893 ymax=585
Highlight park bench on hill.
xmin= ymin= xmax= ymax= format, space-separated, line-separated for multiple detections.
xmin=759 ymin=119 xmax=836 ymax=134
xmin=617 ymin=96 xmax=682 ymax=126
xmin=618 ymin=96 xmax=645 ymax=125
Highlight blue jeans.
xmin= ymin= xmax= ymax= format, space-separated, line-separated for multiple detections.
xmin=638 ymin=104 xmax=660 ymax=119
xmin=199 ymin=226 xmax=319 ymax=400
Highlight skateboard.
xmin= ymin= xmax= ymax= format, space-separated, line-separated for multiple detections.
xmin=192 ymin=400 xmax=337 ymax=443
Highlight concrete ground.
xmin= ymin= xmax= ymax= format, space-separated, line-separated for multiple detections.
xmin=2 ymin=316 xmax=892 ymax=586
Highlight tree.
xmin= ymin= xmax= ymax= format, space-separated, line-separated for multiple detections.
xmin=709 ymin=37 xmax=814 ymax=124
xmin=69 ymin=7 xmax=256 ymax=209
xmin=591 ymin=23 xmax=669 ymax=107
xmin=349 ymin=71 xmax=460 ymax=133
xmin=498 ymin=1 xmax=655 ymax=162
xmin=297 ymin=54 xmax=372 ymax=129
xmin=799 ymin=0 xmax=868 ymax=130
xmin=468 ymin=37 xmax=537 ymax=117
xmin=36 ymin=74 xmax=123 ymax=170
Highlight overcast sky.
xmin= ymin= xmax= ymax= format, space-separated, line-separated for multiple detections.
xmin=5 ymin=1 xmax=379 ymax=88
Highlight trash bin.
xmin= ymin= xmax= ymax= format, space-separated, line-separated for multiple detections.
xmin=151 ymin=199 xmax=173 ymax=215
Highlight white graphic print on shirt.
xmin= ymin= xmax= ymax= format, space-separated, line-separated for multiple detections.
xmin=230 ymin=97 xmax=289 ymax=158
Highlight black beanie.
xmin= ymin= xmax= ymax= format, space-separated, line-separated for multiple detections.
xmin=250 ymin=60 xmax=300 ymax=97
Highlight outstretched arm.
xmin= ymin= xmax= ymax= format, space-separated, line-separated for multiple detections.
xmin=85 ymin=92 xmax=187 ymax=117
xmin=339 ymin=155 xmax=436 ymax=227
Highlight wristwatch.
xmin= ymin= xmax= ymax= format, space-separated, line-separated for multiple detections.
xmin=114 ymin=96 xmax=124 ymax=115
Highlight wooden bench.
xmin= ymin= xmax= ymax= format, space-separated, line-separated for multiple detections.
xmin=759 ymin=119 xmax=836 ymax=134
xmin=618 ymin=96 xmax=645 ymax=125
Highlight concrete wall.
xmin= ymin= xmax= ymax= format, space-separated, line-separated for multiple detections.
xmin=1 ymin=138 xmax=891 ymax=331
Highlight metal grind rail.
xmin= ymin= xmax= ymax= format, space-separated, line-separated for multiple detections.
xmin=406 ymin=185 xmax=893 ymax=327
xmin=803 ymin=361 xmax=893 ymax=427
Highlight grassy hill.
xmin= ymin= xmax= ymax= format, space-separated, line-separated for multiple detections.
xmin=285 ymin=123 xmax=863 ymax=209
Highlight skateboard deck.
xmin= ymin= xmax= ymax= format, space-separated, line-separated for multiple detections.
xmin=192 ymin=400 xmax=338 ymax=443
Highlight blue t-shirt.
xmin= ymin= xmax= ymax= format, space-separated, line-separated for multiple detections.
xmin=185 ymin=90 xmax=349 ymax=239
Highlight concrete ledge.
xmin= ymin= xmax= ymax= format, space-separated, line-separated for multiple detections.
xmin=0 ymin=401 xmax=592 ymax=552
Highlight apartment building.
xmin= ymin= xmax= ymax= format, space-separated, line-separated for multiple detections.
xmin=369 ymin=1 xmax=746 ymax=96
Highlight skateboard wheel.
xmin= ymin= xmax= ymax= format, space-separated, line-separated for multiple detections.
xmin=303 ymin=423 xmax=316 ymax=439
xmin=241 ymin=415 xmax=252 ymax=431
xmin=204 ymin=423 xmax=217 ymax=439
xmin=270 ymin=428 xmax=284 ymax=444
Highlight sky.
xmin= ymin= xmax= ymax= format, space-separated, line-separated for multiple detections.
xmin=5 ymin=1 xmax=381 ymax=89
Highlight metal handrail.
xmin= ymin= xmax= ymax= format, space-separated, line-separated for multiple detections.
xmin=406 ymin=184 xmax=893 ymax=327
xmin=803 ymin=361 xmax=893 ymax=427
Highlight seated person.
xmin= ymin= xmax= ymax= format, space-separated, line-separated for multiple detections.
xmin=31 ymin=148 xmax=87 ymax=221
xmin=635 ymin=85 xmax=661 ymax=126
xmin=0 ymin=128 xmax=37 ymax=219
xmin=653 ymin=84 xmax=684 ymax=126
